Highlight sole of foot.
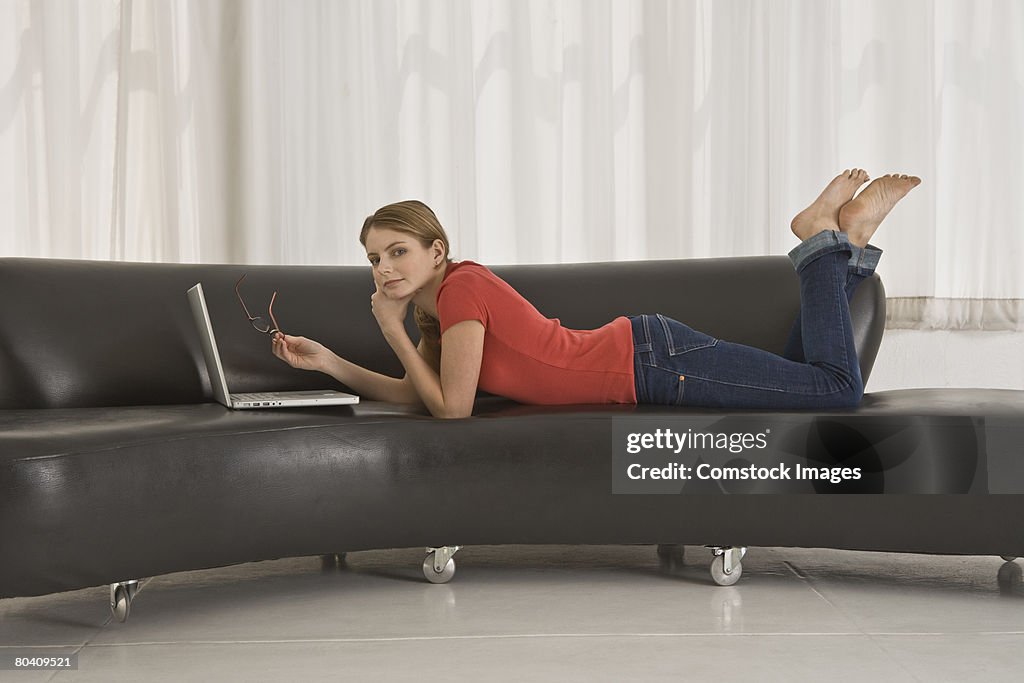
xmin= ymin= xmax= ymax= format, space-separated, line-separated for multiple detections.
xmin=839 ymin=173 xmax=922 ymax=248
xmin=791 ymin=169 xmax=871 ymax=242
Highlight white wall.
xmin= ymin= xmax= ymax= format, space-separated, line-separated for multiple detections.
xmin=867 ymin=330 xmax=1024 ymax=392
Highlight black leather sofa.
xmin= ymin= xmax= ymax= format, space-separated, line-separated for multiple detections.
xmin=2 ymin=256 xmax=1022 ymax=620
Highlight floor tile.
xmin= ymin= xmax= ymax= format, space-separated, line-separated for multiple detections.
xmin=2 ymin=545 xmax=1022 ymax=682
xmin=55 ymin=635 xmax=918 ymax=683
xmin=81 ymin=545 xmax=857 ymax=644
xmin=871 ymin=634 xmax=1024 ymax=683
xmin=772 ymin=547 xmax=1024 ymax=633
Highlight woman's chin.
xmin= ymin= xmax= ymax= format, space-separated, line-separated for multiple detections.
xmin=385 ymin=283 xmax=411 ymax=298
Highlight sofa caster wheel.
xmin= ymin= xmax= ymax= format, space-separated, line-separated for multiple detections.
xmin=710 ymin=556 xmax=742 ymax=586
xmin=109 ymin=580 xmax=140 ymax=622
xmin=1001 ymin=555 xmax=1018 ymax=562
xmin=423 ymin=546 xmax=461 ymax=584
xmin=706 ymin=546 xmax=746 ymax=586
xmin=423 ymin=555 xmax=455 ymax=584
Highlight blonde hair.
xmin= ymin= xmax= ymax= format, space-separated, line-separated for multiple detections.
xmin=359 ymin=200 xmax=453 ymax=346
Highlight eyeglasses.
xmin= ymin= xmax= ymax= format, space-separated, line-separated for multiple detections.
xmin=234 ymin=274 xmax=282 ymax=335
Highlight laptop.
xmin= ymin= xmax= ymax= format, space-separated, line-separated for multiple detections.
xmin=187 ymin=282 xmax=360 ymax=409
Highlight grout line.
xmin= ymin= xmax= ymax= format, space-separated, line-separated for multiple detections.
xmin=864 ymin=631 xmax=928 ymax=683
xmin=782 ymin=561 xmax=840 ymax=610
xmin=75 ymin=631 xmax=1024 ymax=647
xmin=8 ymin=630 xmax=1024 ymax=652
xmin=782 ymin=560 xmax=809 ymax=579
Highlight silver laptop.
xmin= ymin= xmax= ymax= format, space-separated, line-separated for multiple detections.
xmin=187 ymin=282 xmax=359 ymax=409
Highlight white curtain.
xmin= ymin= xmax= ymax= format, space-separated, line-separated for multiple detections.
xmin=2 ymin=0 xmax=1022 ymax=329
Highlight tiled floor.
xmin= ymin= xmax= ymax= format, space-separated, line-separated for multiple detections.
xmin=1 ymin=545 xmax=1022 ymax=682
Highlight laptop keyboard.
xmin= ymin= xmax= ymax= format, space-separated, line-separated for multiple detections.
xmin=232 ymin=392 xmax=282 ymax=401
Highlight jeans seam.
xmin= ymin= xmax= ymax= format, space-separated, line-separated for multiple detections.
xmin=656 ymin=313 xmax=719 ymax=356
xmin=679 ymin=371 xmax=852 ymax=396
xmin=832 ymin=254 xmax=852 ymax=387
xmin=656 ymin=314 xmax=676 ymax=355
xmin=634 ymin=315 xmax=651 ymax=402
xmin=633 ymin=354 xmax=647 ymax=403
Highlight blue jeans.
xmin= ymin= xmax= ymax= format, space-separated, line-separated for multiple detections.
xmin=630 ymin=230 xmax=882 ymax=410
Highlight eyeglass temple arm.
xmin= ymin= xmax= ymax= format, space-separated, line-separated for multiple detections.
xmin=268 ymin=291 xmax=282 ymax=334
xmin=235 ymin=276 xmax=257 ymax=319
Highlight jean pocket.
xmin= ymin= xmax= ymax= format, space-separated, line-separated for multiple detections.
xmin=656 ymin=314 xmax=719 ymax=356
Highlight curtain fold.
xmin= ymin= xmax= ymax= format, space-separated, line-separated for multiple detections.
xmin=2 ymin=0 xmax=1021 ymax=329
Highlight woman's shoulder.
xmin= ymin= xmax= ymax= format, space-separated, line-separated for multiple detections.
xmin=447 ymin=259 xmax=488 ymax=273
xmin=441 ymin=260 xmax=493 ymax=286
xmin=438 ymin=261 xmax=513 ymax=310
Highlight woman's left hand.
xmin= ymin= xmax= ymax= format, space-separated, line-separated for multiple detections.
xmin=371 ymin=280 xmax=417 ymax=337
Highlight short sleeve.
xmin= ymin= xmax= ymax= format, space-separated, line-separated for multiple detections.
xmin=437 ymin=273 xmax=489 ymax=334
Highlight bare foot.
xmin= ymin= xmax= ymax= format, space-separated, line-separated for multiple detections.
xmin=791 ymin=169 xmax=871 ymax=242
xmin=839 ymin=174 xmax=922 ymax=247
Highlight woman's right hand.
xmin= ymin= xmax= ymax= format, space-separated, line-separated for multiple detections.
xmin=272 ymin=333 xmax=330 ymax=372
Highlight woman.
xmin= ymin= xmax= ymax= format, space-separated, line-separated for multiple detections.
xmin=272 ymin=170 xmax=921 ymax=418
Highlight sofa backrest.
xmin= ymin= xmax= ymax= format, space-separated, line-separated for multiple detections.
xmin=0 ymin=256 xmax=885 ymax=409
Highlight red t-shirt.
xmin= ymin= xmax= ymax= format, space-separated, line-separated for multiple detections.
xmin=436 ymin=260 xmax=637 ymax=405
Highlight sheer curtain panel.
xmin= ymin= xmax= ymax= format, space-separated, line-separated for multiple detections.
xmin=2 ymin=0 xmax=1021 ymax=329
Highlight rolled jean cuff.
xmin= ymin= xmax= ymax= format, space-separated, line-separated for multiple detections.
xmin=848 ymin=243 xmax=882 ymax=277
xmin=787 ymin=229 xmax=852 ymax=274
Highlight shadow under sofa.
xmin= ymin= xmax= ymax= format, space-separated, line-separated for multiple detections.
xmin=1 ymin=256 xmax=1022 ymax=618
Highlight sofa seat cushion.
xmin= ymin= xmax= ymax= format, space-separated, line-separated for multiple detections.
xmin=2 ymin=388 xmax=1023 ymax=598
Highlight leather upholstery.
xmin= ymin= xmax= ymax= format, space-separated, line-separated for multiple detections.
xmin=0 ymin=256 xmax=884 ymax=409
xmin=1 ymin=257 xmax=1020 ymax=599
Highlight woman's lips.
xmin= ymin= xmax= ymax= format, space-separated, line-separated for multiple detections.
xmin=384 ymin=279 xmax=402 ymax=287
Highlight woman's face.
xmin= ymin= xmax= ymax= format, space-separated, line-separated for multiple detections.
xmin=364 ymin=227 xmax=442 ymax=297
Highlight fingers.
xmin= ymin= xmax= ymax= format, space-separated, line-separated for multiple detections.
xmin=271 ymin=333 xmax=291 ymax=362
xmin=271 ymin=334 xmax=286 ymax=359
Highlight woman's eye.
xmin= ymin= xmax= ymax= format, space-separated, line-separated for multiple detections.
xmin=392 ymin=249 xmax=405 ymax=257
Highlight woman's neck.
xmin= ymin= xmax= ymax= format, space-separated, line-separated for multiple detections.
xmin=411 ymin=260 xmax=450 ymax=318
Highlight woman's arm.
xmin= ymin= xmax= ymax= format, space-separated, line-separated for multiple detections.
xmin=383 ymin=320 xmax=484 ymax=419
xmin=320 ymin=345 xmax=424 ymax=405
xmin=273 ymin=333 xmax=424 ymax=405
